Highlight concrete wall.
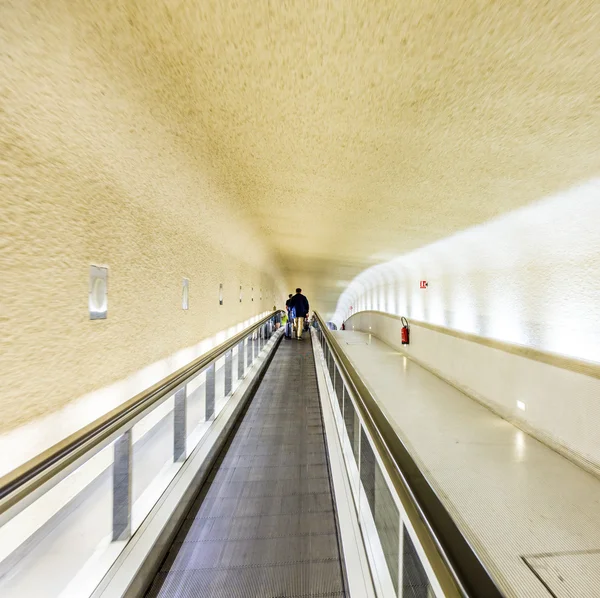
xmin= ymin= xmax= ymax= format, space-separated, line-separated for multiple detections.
xmin=336 ymin=183 xmax=600 ymax=474
xmin=335 ymin=179 xmax=600 ymax=364
xmin=0 ymin=2 xmax=285 ymax=442
xmin=345 ymin=311 xmax=600 ymax=476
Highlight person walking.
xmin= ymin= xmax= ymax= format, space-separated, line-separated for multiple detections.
xmin=284 ymin=294 xmax=296 ymax=339
xmin=289 ymin=288 xmax=309 ymax=340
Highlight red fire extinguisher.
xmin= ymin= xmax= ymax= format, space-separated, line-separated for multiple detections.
xmin=401 ymin=317 xmax=410 ymax=345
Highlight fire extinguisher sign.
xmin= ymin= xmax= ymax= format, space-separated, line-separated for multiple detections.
xmin=420 ymin=280 xmax=428 ymax=289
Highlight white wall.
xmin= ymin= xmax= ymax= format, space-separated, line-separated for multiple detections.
xmin=335 ymin=180 xmax=600 ymax=475
xmin=334 ymin=179 xmax=600 ymax=364
xmin=346 ymin=310 xmax=600 ymax=477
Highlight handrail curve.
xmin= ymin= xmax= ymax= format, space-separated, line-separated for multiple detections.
xmin=313 ymin=311 xmax=505 ymax=598
xmin=0 ymin=311 xmax=282 ymax=523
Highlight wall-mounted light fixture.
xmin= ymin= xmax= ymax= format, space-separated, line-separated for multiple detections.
xmin=89 ymin=265 xmax=108 ymax=320
xmin=251 ymin=287 xmax=254 ymax=302
xmin=219 ymin=283 xmax=223 ymax=305
xmin=182 ymin=278 xmax=189 ymax=310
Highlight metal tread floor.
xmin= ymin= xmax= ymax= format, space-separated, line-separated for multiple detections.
xmin=146 ymin=335 xmax=347 ymax=598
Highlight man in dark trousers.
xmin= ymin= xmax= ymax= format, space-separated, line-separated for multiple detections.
xmin=289 ymin=288 xmax=309 ymax=340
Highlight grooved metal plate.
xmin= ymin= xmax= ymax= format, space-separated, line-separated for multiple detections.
xmin=147 ymin=336 xmax=346 ymax=597
xmin=148 ymin=564 xmax=345 ymax=598
xmin=524 ymin=551 xmax=600 ymax=598
xmin=334 ymin=331 xmax=600 ymax=597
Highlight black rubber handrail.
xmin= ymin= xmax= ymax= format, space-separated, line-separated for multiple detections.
xmin=0 ymin=311 xmax=282 ymax=519
xmin=314 ymin=311 xmax=506 ymax=598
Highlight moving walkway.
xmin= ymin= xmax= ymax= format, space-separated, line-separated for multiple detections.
xmin=0 ymin=312 xmax=503 ymax=598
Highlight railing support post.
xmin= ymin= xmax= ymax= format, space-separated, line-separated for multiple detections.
xmin=173 ymin=386 xmax=187 ymax=462
xmin=225 ymin=349 xmax=233 ymax=396
xmin=238 ymin=340 xmax=245 ymax=379
xmin=247 ymin=335 xmax=253 ymax=367
xmin=205 ymin=363 xmax=215 ymax=420
xmin=112 ymin=430 xmax=132 ymax=541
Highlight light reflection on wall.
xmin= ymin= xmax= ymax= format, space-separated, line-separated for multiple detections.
xmin=334 ymin=179 xmax=600 ymax=363
xmin=386 ymin=283 xmax=396 ymax=315
xmin=485 ymin=277 xmax=529 ymax=346
xmin=514 ymin=430 xmax=526 ymax=462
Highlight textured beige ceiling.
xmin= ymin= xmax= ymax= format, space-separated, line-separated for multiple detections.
xmin=82 ymin=1 xmax=600 ymax=313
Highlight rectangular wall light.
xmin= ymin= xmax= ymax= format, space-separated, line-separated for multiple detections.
xmin=182 ymin=278 xmax=189 ymax=310
xmin=89 ymin=265 xmax=108 ymax=320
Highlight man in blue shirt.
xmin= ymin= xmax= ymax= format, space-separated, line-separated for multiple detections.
xmin=289 ymin=288 xmax=309 ymax=340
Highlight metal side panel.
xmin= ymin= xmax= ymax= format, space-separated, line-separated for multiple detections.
xmin=146 ymin=336 xmax=347 ymax=598
xmin=93 ymin=332 xmax=284 ymax=598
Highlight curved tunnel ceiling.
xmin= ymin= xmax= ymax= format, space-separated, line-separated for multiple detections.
xmin=86 ymin=1 xmax=599 ymax=314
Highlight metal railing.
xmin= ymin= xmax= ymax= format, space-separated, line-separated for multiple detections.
xmin=0 ymin=311 xmax=282 ymax=544
xmin=312 ymin=311 xmax=505 ymax=598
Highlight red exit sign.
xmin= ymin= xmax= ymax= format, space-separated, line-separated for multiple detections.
xmin=420 ymin=280 xmax=428 ymax=289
